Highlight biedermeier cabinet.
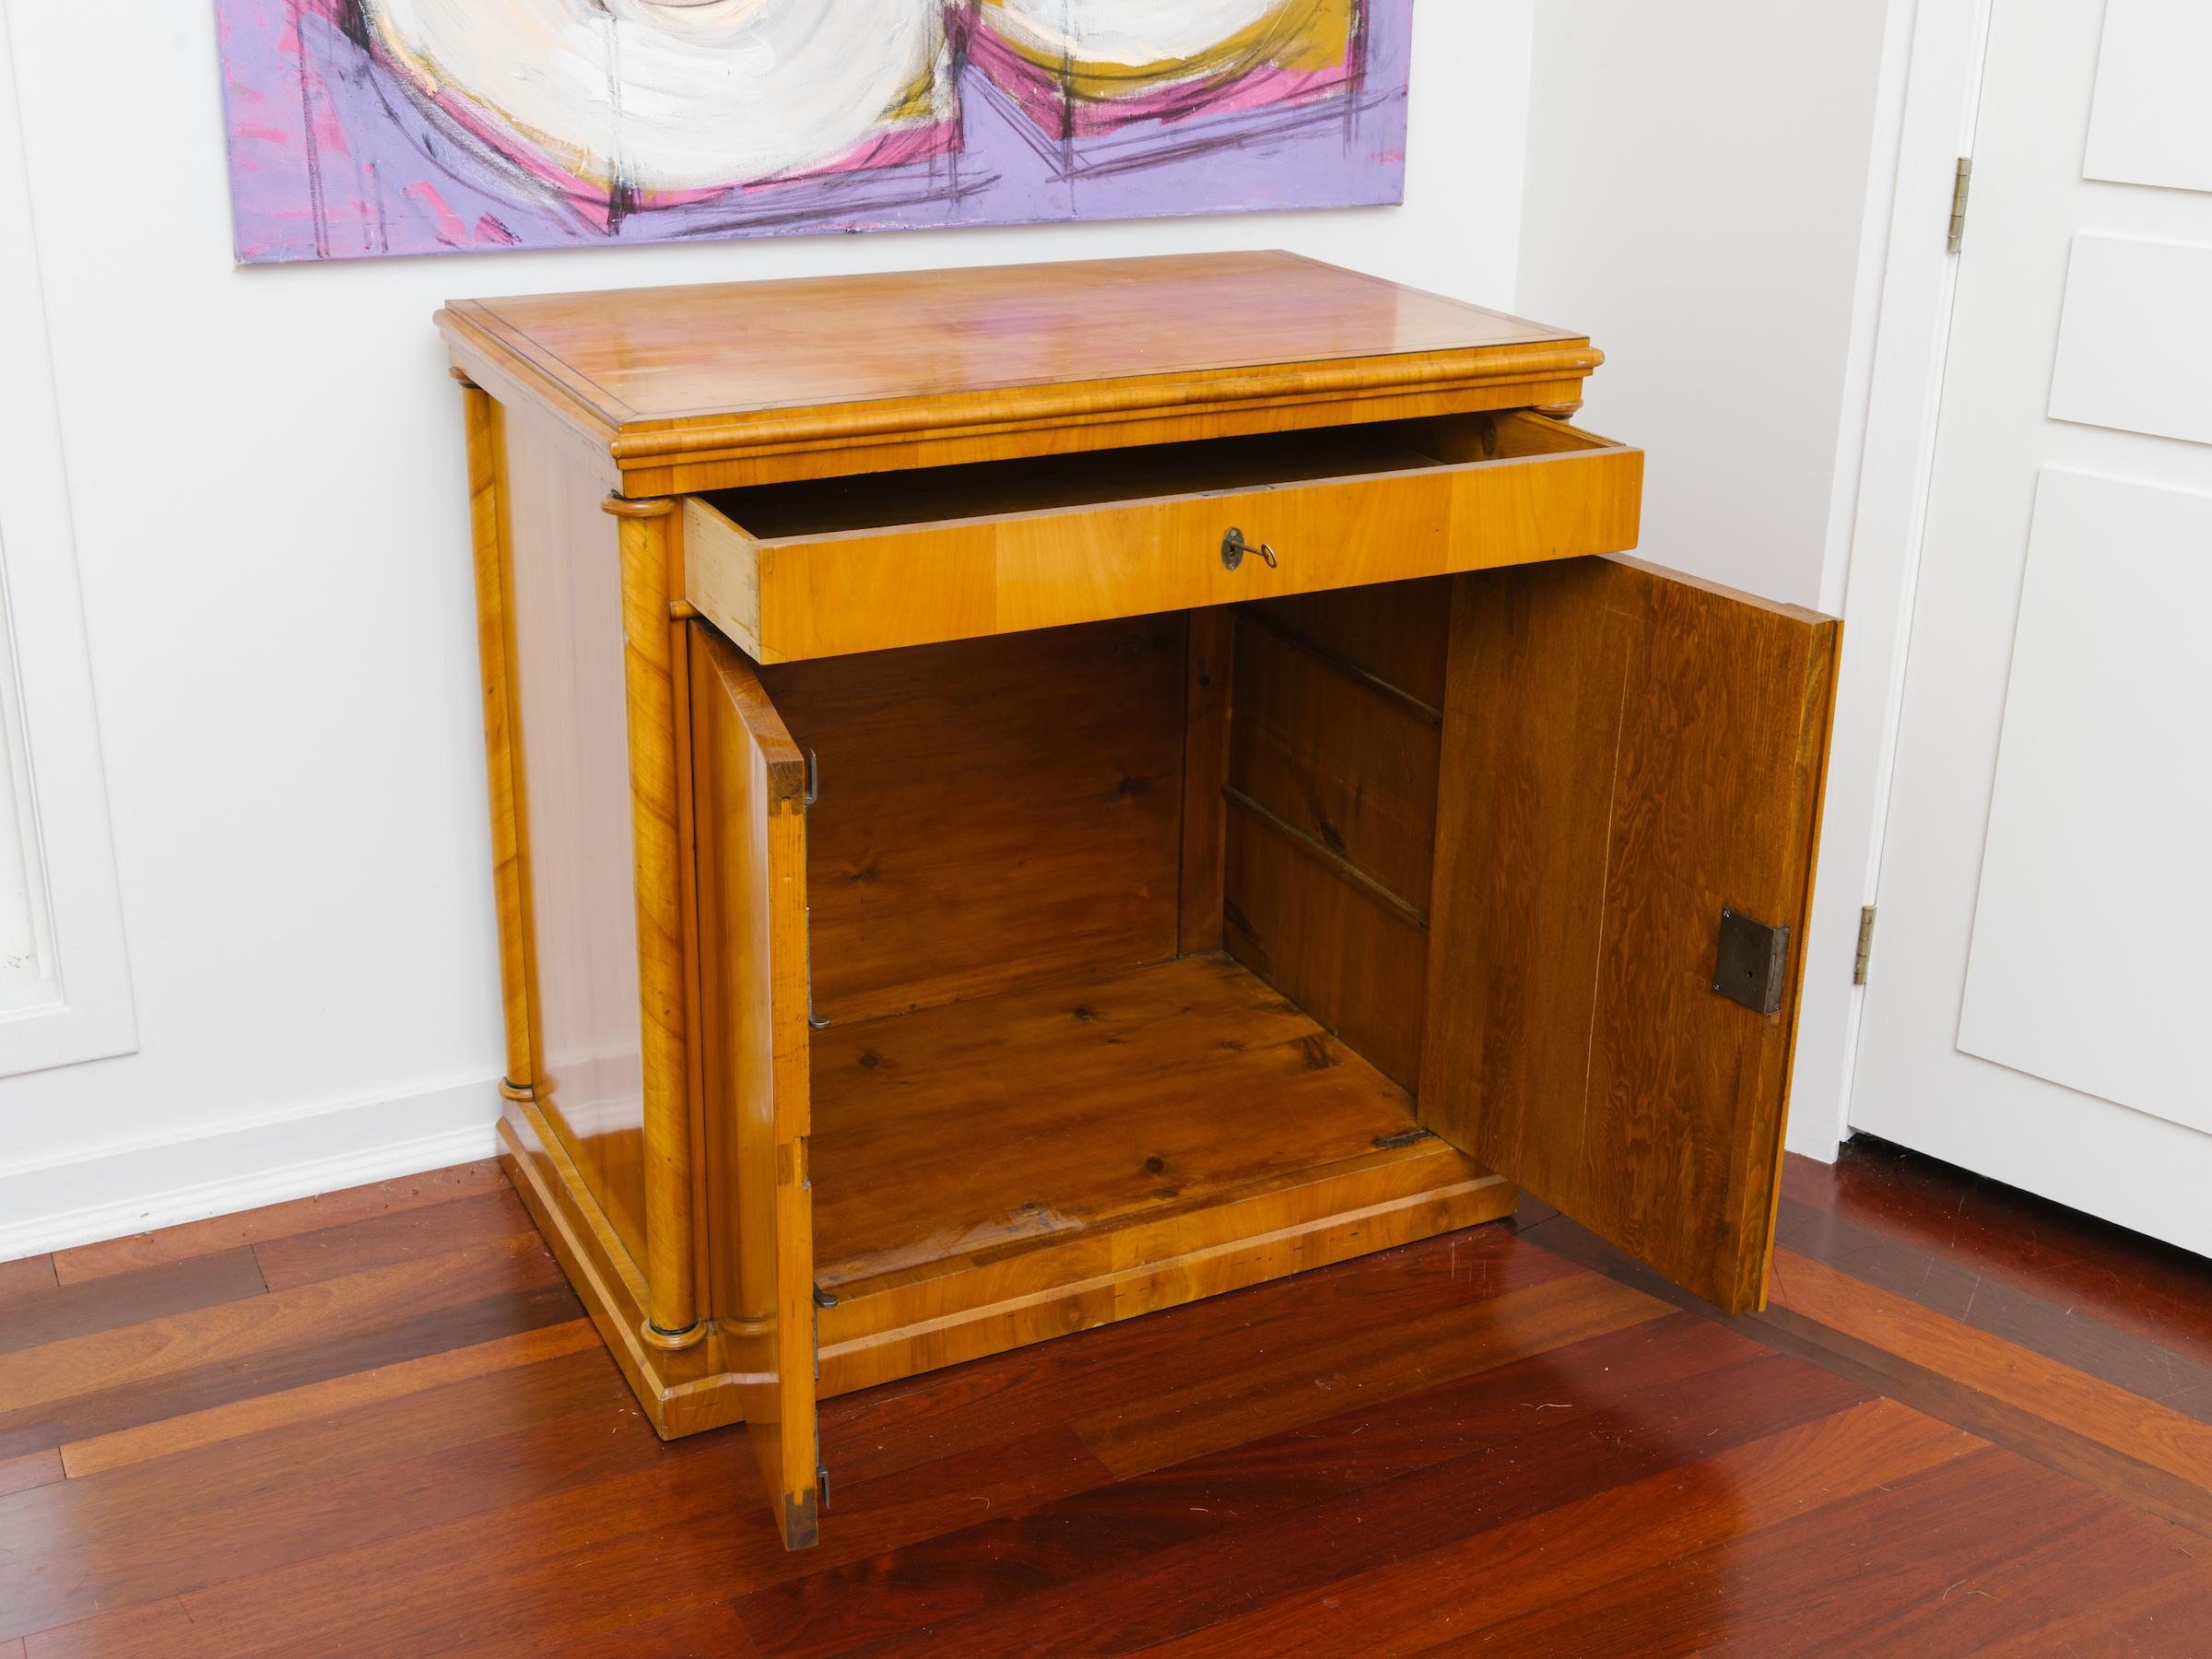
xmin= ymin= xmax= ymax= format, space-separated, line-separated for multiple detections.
xmin=440 ymin=253 xmax=1837 ymax=1550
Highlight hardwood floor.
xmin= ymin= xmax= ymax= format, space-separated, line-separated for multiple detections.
xmin=3 ymin=1138 xmax=2209 ymax=1655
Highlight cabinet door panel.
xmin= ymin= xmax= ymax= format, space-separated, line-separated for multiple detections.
xmin=691 ymin=624 xmax=818 ymax=1547
xmin=1419 ymin=556 xmax=1838 ymax=1314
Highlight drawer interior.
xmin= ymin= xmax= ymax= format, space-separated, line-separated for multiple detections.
xmin=753 ymin=582 xmax=1463 ymax=1299
xmin=703 ymin=410 xmax=1607 ymax=539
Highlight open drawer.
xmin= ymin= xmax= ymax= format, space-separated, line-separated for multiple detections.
xmin=680 ymin=410 xmax=1642 ymax=663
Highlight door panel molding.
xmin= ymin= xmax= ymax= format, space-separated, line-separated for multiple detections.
xmin=0 ymin=6 xmax=135 ymax=1077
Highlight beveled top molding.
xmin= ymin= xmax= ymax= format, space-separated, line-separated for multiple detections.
xmin=435 ymin=252 xmax=1603 ymax=482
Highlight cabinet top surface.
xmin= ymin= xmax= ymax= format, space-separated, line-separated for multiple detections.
xmin=437 ymin=253 xmax=1594 ymax=459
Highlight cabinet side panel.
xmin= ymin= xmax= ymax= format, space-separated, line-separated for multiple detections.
xmin=502 ymin=408 xmax=649 ymax=1270
xmin=1223 ymin=581 xmax=1450 ymax=1091
xmin=758 ymin=617 xmax=1185 ymax=1024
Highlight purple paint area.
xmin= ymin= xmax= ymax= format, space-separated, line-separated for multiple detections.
xmin=214 ymin=1 xmax=1413 ymax=265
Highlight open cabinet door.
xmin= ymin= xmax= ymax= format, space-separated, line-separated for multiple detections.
xmin=1418 ymin=556 xmax=1838 ymax=1315
xmin=691 ymin=624 xmax=819 ymax=1548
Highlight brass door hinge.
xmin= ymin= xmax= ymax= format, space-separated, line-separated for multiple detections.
xmin=1947 ymin=158 xmax=1973 ymax=254
xmin=1853 ymin=904 xmax=1877 ymax=986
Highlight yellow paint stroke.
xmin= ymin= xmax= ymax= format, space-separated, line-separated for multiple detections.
xmin=980 ymin=0 xmax=1355 ymax=102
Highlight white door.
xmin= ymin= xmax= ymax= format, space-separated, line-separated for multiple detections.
xmin=1852 ymin=0 xmax=2212 ymax=1253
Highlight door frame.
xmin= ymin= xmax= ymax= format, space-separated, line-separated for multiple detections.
xmin=1787 ymin=0 xmax=2000 ymax=1157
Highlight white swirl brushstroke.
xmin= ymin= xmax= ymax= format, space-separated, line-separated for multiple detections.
xmin=985 ymin=0 xmax=1293 ymax=66
xmin=362 ymin=0 xmax=947 ymax=193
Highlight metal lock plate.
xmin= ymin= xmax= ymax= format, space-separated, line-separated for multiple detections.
xmin=1712 ymin=907 xmax=1790 ymax=1017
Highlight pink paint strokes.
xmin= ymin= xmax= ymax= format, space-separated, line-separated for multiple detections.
xmin=212 ymin=0 xmax=1414 ymax=264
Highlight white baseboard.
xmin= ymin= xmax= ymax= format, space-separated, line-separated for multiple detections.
xmin=0 ymin=1072 xmax=503 ymax=1261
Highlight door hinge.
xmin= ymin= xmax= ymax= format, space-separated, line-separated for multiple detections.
xmin=805 ymin=903 xmax=830 ymax=1030
xmin=1853 ymin=904 xmax=1877 ymax=986
xmin=1947 ymin=157 xmax=1972 ymax=254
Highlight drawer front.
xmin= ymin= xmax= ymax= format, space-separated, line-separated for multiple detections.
xmin=684 ymin=417 xmax=1642 ymax=664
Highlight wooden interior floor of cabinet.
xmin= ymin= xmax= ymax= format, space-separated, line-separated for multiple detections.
xmin=808 ymin=951 xmax=1431 ymax=1294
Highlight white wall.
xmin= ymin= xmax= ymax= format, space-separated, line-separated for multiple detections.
xmin=1517 ymin=3 xmax=1906 ymax=1159
xmin=1517 ymin=4 xmax=1895 ymax=613
xmin=0 ymin=1 xmax=1535 ymax=1256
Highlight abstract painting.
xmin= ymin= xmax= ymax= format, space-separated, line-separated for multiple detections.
xmin=214 ymin=1 xmax=1413 ymax=264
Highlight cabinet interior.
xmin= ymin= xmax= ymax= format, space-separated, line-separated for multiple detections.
xmin=753 ymin=577 xmax=1461 ymax=1300
xmin=703 ymin=411 xmax=1597 ymax=539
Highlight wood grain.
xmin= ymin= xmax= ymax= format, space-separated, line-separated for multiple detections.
xmin=0 ymin=1256 xmax=57 ymax=1304
xmin=58 ymin=1322 xmax=602 ymax=1479
xmin=809 ymin=953 xmax=1431 ymax=1289
xmin=1219 ymin=582 xmax=1449 ymax=1094
xmin=500 ymin=405 xmax=651 ymax=1276
xmin=1787 ymin=1133 xmax=2212 ymax=1371
xmin=686 ymin=414 xmax=1641 ymax=662
xmin=47 ymin=1161 xmax=508 ymax=1286
xmin=1228 ymin=605 xmax=1442 ymax=905
xmin=0 ymin=1235 xmax=574 ymax=1460
xmin=1766 ymin=1245 xmax=2212 ymax=1535
xmin=608 ymin=495 xmax=700 ymax=1347
xmin=1176 ymin=607 xmax=1235 ymax=957
xmin=733 ymin=1311 xmax=1751 ymax=1656
xmin=436 ymin=253 xmax=1601 ymax=493
xmin=691 ymin=625 xmax=818 ymax=1547
xmin=464 ymin=383 xmax=536 ymax=1100
xmin=12 ymin=1146 xmax=2212 ymax=1653
xmin=1222 ymin=804 xmax=1430 ymax=1094
xmin=0 ymin=1450 xmax=63 ymax=1500
xmin=251 ymin=1188 xmax=536 ymax=1292
xmin=758 ymin=618 xmax=1185 ymax=1026
xmin=0 ymin=1249 xmax=266 ymax=1358
xmin=1776 ymin=1194 xmax=2212 ymax=1418
xmin=1419 ymin=556 xmax=1840 ymax=1314
xmin=1137 ymin=1398 xmax=1979 ymax=1658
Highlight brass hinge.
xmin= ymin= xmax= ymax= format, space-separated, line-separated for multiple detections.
xmin=1853 ymin=904 xmax=1877 ymax=986
xmin=1947 ymin=158 xmax=1973 ymax=254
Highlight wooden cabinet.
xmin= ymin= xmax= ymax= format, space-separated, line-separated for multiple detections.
xmin=441 ymin=253 xmax=1839 ymax=1550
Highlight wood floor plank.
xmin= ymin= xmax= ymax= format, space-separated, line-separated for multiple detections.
xmin=0 ymin=1452 xmax=62 ymax=1500
xmin=1765 ymin=1245 xmax=2212 ymax=1534
xmin=1776 ymin=1194 xmax=2212 ymax=1418
xmin=737 ymin=1311 xmax=1763 ymax=1658
xmin=251 ymin=1188 xmax=539 ymax=1292
xmin=0 ymin=1236 xmax=575 ymax=1460
xmin=1 ymin=1348 xmax=642 ymax=1640
xmin=0 ymin=1248 xmax=267 ymax=1358
xmin=848 ymin=1349 xmax=1875 ymax=1659
xmin=1137 ymin=1397 xmax=1980 ymax=1658
xmin=1785 ymin=1140 xmax=2212 ymax=1371
xmin=1441 ymin=1446 xmax=2166 ymax=1657
xmin=10 ymin=1137 xmax=2212 ymax=1654
xmin=1791 ymin=1485 xmax=2212 ymax=1657
xmin=1069 ymin=1265 xmax=1666 ymax=1475
xmin=543 ymin=1601 xmax=760 ymax=1657
xmin=0 ymin=1256 xmax=57 ymax=1306
xmin=55 ymin=1427 xmax=1111 ymax=1658
xmin=60 ymin=1319 xmax=602 ymax=1478
xmin=1963 ymin=1555 xmax=2212 ymax=1658
xmin=824 ymin=1227 xmax=1576 ymax=1490
xmin=21 ymin=1599 xmax=196 ymax=1659
xmin=50 ymin=1160 xmax=510 ymax=1286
